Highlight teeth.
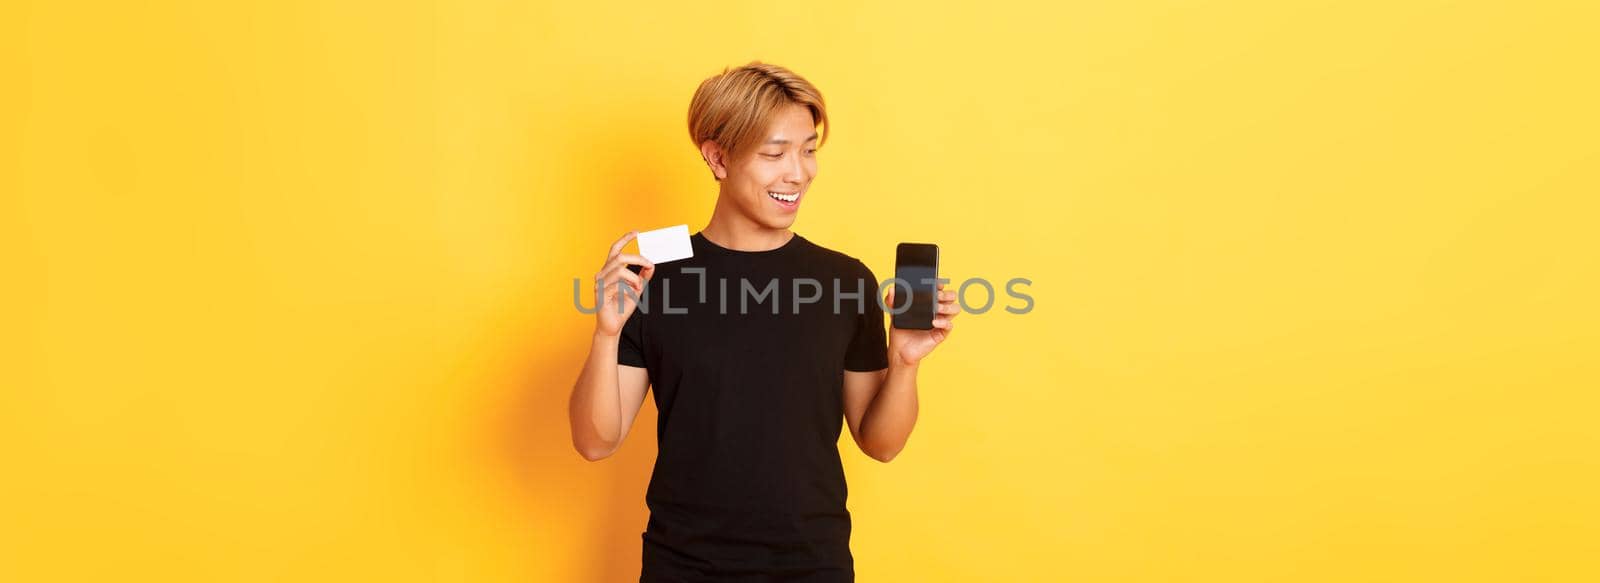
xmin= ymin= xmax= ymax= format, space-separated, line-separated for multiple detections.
xmin=768 ymin=191 xmax=799 ymax=203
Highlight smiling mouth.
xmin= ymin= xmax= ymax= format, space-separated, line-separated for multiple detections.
xmin=767 ymin=191 xmax=800 ymax=204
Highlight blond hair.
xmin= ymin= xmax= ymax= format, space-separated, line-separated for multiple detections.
xmin=687 ymin=61 xmax=829 ymax=161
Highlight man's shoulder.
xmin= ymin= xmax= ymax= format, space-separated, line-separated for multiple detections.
xmin=796 ymin=235 xmax=874 ymax=276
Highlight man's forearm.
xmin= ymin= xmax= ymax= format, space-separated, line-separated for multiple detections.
xmin=859 ymin=360 xmax=921 ymax=462
xmin=569 ymin=333 xmax=623 ymax=459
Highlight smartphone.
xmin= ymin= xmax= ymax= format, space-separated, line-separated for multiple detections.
xmin=891 ymin=242 xmax=940 ymax=330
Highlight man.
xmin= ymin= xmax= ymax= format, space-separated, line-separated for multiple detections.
xmin=568 ymin=61 xmax=959 ymax=582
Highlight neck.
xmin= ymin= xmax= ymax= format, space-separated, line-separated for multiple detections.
xmin=702 ymin=187 xmax=794 ymax=251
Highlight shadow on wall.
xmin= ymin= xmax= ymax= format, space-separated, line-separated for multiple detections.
xmin=496 ymin=112 xmax=683 ymax=582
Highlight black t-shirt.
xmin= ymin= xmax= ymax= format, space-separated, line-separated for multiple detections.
xmin=618 ymin=231 xmax=889 ymax=581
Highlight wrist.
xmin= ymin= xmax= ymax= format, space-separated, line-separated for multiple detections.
xmin=890 ymin=351 xmax=921 ymax=371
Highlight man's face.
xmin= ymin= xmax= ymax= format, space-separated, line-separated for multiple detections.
xmin=721 ymin=103 xmax=819 ymax=230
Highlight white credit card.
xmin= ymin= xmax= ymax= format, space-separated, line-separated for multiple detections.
xmin=636 ymin=224 xmax=694 ymax=264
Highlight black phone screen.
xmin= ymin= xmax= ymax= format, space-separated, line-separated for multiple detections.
xmin=892 ymin=243 xmax=940 ymax=330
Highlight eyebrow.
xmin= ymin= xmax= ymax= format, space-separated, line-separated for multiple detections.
xmin=764 ymin=133 xmax=819 ymax=146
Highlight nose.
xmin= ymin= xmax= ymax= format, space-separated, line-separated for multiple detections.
xmin=783 ymin=154 xmax=806 ymax=185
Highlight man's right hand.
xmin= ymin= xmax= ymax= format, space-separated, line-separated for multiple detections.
xmin=594 ymin=231 xmax=656 ymax=338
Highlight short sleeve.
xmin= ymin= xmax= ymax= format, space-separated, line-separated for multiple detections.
xmin=843 ymin=260 xmax=889 ymax=372
xmin=617 ymin=266 xmax=647 ymax=368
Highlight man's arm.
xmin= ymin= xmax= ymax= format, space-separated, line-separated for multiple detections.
xmin=568 ymin=231 xmax=655 ymax=461
xmin=843 ymin=364 xmax=920 ymax=462
xmin=842 ymin=285 xmax=959 ymax=463
xmin=568 ymin=334 xmax=651 ymax=461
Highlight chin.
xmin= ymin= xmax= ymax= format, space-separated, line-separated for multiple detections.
xmin=742 ymin=200 xmax=798 ymax=230
xmin=750 ymin=214 xmax=795 ymax=230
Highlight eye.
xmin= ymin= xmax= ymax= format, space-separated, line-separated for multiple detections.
xmin=761 ymin=152 xmax=783 ymax=159
xmin=803 ymin=148 xmax=817 ymax=156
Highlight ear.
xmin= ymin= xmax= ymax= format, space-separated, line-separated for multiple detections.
xmin=699 ymin=140 xmax=728 ymax=182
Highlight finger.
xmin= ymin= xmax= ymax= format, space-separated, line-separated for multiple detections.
xmin=594 ymin=266 xmax=626 ymax=296
xmin=601 ymin=281 xmax=637 ymax=315
xmin=595 ymin=263 xmax=621 ymax=286
xmin=611 ymin=253 xmax=653 ymax=268
xmin=608 ymin=231 xmax=638 ymax=261
xmin=932 ymin=317 xmax=954 ymax=330
xmin=616 ymin=269 xmax=644 ymax=294
xmin=600 ymin=253 xmax=655 ymax=276
xmin=939 ymin=290 xmax=957 ymax=302
xmin=597 ymin=275 xmax=625 ymax=301
xmin=937 ymin=301 xmax=961 ymax=316
xmin=603 ymin=277 xmax=643 ymax=306
xmin=598 ymin=264 xmax=644 ymax=293
xmin=599 ymin=278 xmax=623 ymax=308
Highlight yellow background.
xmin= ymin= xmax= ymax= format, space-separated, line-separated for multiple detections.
xmin=4 ymin=1 xmax=1597 ymax=581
